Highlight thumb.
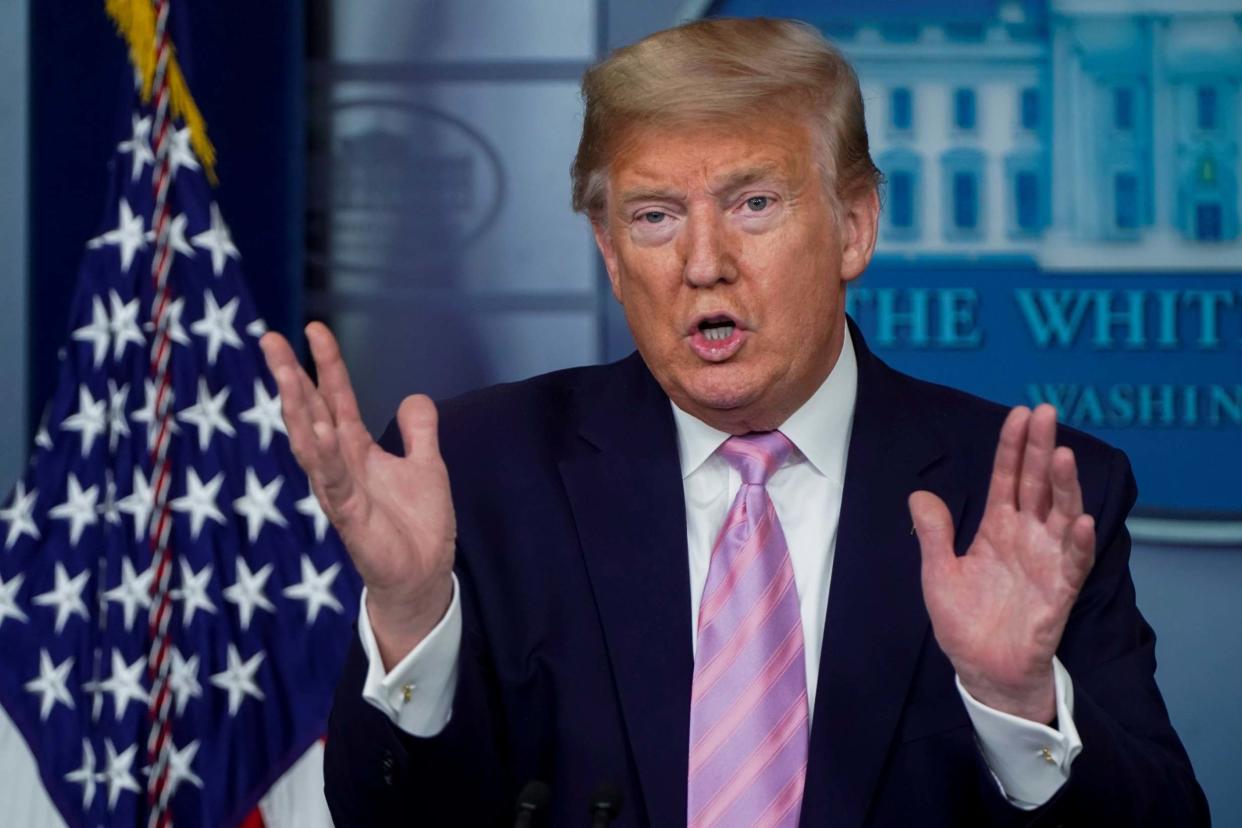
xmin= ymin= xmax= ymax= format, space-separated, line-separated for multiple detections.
xmin=396 ymin=394 xmax=442 ymax=464
xmin=908 ymin=490 xmax=956 ymax=573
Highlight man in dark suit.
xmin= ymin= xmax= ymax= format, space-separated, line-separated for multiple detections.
xmin=262 ymin=18 xmax=1208 ymax=827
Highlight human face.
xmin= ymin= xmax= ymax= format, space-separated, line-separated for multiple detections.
xmin=592 ymin=118 xmax=878 ymax=434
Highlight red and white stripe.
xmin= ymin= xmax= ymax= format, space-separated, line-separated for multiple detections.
xmin=143 ymin=1 xmax=179 ymax=825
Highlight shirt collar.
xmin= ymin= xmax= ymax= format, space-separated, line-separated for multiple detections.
xmin=670 ymin=330 xmax=858 ymax=486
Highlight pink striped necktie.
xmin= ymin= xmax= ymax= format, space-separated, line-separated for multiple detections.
xmin=687 ymin=431 xmax=809 ymax=828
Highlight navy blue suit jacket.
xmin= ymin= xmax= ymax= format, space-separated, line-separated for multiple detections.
xmin=323 ymin=325 xmax=1208 ymax=827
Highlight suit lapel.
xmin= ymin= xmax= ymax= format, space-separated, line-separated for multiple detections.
xmin=799 ymin=326 xmax=966 ymax=828
xmin=558 ymin=354 xmax=692 ymax=828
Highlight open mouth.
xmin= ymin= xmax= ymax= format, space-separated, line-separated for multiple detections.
xmin=699 ymin=318 xmax=736 ymax=342
xmin=688 ymin=314 xmax=746 ymax=362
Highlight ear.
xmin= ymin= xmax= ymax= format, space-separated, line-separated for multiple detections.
xmin=592 ymin=218 xmax=625 ymax=303
xmin=839 ymin=187 xmax=879 ymax=283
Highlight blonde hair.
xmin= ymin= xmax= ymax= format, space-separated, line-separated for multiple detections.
xmin=571 ymin=17 xmax=881 ymax=219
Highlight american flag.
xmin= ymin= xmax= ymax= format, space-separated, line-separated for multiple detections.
xmin=0 ymin=41 xmax=361 ymax=828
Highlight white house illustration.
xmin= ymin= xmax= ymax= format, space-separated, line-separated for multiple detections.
xmin=699 ymin=0 xmax=1242 ymax=270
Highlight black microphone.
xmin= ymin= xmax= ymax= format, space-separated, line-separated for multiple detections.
xmin=589 ymin=782 xmax=624 ymax=828
xmin=513 ymin=780 xmax=552 ymax=828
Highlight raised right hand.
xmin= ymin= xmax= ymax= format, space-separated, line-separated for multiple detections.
xmin=260 ymin=322 xmax=456 ymax=668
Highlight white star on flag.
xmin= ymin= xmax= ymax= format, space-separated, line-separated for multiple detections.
xmin=103 ymin=557 xmax=154 ymax=631
xmin=168 ymin=126 xmax=201 ymax=179
xmin=295 ymin=486 xmax=331 ymax=543
xmin=239 ymin=379 xmax=286 ymax=451
xmin=65 ymin=740 xmax=98 ymax=808
xmin=62 ymin=384 xmax=108 ymax=457
xmin=82 ymin=675 xmax=107 ymax=723
xmin=152 ymin=294 xmax=193 ymax=346
xmin=171 ymin=468 xmax=227 ymax=541
xmin=131 ymin=378 xmax=178 ymax=451
xmin=88 ymin=197 xmax=147 ymax=273
xmin=32 ymin=562 xmax=90 ymax=633
xmin=169 ymin=647 xmax=204 ymax=716
xmin=233 ymin=468 xmax=288 ymax=542
xmin=245 ymin=318 xmax=267 ymax=337
xmin=163 ymin=738 xmax=205 ymax=799
xmin=106 ymin=379 xmax=132 ymax=452
xmin=24 ymin=649 xmax=75 ymax=721
xmin=116 ymin=466 xmax=154 ymax=543
xmin=48 ymin=473 xmax=100 ymax=547
xmin=117 ymin=113 xmax=153 ymax=182
xmin=177 ymin=378 xmax=236 ymax=451
xmin=0 ymin=572 xmax=29 ymax=629
xmin=98 ymin=470 xmax=122 ymax=526
xmin=0 ymin=479 xmax=40 ymax=549
xmin=101 ymin=739 xmax=141 ymax=811
xmin=99 ymin=650 xmax=149 ymax=721
xmin=228 ymin=561 xmax=279 ymax=630
xmin=145 ymin=212 xmax=195 ymax=259
xmin=190 ymin=290 xmax=243 ymax=365
xmin=191 ymin=202 xmax=240 ymax=276
xmin=223 ymin=558 xmax=276 ymax=631
xmin=108 ymin=290 xmax=145 ymax=361
xmin=174 ymin=559 xmax=217 ymax=626
xmin=209 ymin=644 xmax=266 ymax=716
xmin=71 ymin=295 xmax=111 ymax=369
xmin=283 ymin=556 xmax=344 ymax=623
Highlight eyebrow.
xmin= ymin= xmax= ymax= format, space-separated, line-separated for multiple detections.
xmin=616 ymin=163 xmax=785 ymax=210
xmin=708 ymin=164 xmax=783 ymax=198
xmin=616 ymin=185 xmax=688 ymax=209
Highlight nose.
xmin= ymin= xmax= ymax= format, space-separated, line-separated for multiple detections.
xmin=681 ymin=206 xmax=737 ymax=288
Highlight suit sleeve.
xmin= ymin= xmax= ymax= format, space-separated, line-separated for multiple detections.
xmin=1017 ymin=447 xmax=1210 ymax=826
xmin=323 ymin=544 xmax=514 ymax=827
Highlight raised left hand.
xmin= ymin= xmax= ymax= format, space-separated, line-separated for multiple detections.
xmin=909 ymin=404 xmax=1096 ymax=724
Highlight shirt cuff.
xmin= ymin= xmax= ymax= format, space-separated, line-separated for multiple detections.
xmin=357 ymin=575 xmax=462 ymax=737
xmin=956 ymin=656 xmax=1083 ymax=809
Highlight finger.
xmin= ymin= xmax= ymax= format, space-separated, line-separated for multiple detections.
xmin=1063 ymin=513 xmax=1096 ymax=586
xmin=298 ymin=362 xmax=335 ymax=430
xmin=397 ymin=394 xmax=442 ymax=465
xmin=909 ymin=490 xmax=957 ymax=575
xmin=306 ymin=322 xmax=366 ymax=429
xmin=310 ymin=418 xmax=358 ymax=511
xmin=1017 ymin=404 xmax=1057 ymax=519
xmin=259 ymin=331 xmax=298 ymax=378
xmin=261 ymin=330 xmax=332 ymax=433
xmin=269 ymin=359 xmax=322 ymax=474
xmin=1047 ymin=446 xmax=1084 ymax=537
xmin=985 ymin=407 xmax=1031 ymax=514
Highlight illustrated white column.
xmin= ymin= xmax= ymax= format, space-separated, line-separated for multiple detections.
xmin=1049 ymin=16 xmax=1074 ymax=235
xmin=1148 ymin=15 xmax=1176 ymax=239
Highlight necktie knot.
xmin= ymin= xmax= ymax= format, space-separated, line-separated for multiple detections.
xmin=719 ymin=431 xmax=794 ymax=486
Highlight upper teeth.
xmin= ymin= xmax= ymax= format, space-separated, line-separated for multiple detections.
xmin=704 ymin=324 xmax=734 ymax=341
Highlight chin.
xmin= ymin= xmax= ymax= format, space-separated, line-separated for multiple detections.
xmin=679 ymin=374 xmax=764 ymax=418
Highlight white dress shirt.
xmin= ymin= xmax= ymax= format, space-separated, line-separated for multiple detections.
xmin=358 ymin=333 xmax=1082 ymax=809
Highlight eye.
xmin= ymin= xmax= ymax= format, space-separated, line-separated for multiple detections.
xmin=640 ymin=211 xmax=667 ymax=224
xmin=744 ymin=196 xmax=771 ymax=212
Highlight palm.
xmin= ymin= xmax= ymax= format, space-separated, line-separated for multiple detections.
xmin=342 ymin=439 xmax=455 ymax=594
xmin=910 ymin=405 xmax=1095 ymax=722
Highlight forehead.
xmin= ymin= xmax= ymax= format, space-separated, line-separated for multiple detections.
xmin=606 ymin=117 xmax=818 ymax=197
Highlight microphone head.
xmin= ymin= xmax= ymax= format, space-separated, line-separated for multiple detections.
xmin=589 ymin=782 xmax=624 ymax=818
xmin=516 ymin=780 xmax=552 ymax=812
